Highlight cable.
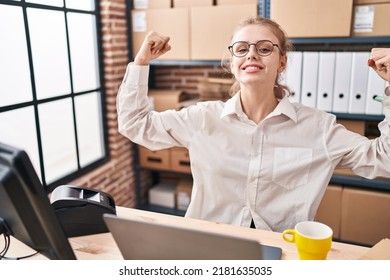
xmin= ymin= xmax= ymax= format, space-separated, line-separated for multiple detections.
xmin=2 ymin=251 xmax=40 ymax=260
xmin=0 ymin=218 xmax=11 ymax=259
xmin=0 ymin=233 xmax=10 ymax=260
xmin=0 ymin=219 xmax=40 ymax=260
xmin=0 ymin=233 xmax=40 ymax=260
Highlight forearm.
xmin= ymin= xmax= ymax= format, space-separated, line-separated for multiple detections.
xmin=117 ymin=63 xmax=151 ymax=141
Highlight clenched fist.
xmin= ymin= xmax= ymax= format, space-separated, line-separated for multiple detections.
xmin=368 ymin=48 xmax=390 ymax=83
xmin=134 ymin=31 xmax=171 ymax=65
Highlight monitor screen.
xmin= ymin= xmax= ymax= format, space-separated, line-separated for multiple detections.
xmin=0 ymin=142 xmax=76 ymax=260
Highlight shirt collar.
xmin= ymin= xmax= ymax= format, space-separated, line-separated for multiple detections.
xmin=220 ymin=92 xmax=298 ymax=123
xmin=221 ymin=92 xmax=242 ymax=119
xmin=272 ymin=95 xmax=298 ymax=123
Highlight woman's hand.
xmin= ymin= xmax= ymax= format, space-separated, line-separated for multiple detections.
xmin=368 ymin=48 xmax=390 ymax=83
xmin=134 ymin=31 xmax=171 ymax=65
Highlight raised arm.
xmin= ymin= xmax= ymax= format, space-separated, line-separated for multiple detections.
xmin=117 ymin=31 xmax=200 ymax=151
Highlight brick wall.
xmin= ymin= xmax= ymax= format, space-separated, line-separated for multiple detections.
xmin=152 ymin=65 xmax=231 ymax=94
xmin=68 ymin=0 xmax=230 ymax=208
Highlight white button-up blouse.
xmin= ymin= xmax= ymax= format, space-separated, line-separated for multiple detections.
xmin=117 ymin=64 xmax=390 ymax=232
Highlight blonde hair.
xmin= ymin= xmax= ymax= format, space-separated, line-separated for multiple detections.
xmin=225 ymin=16 xmax=294 ymax=98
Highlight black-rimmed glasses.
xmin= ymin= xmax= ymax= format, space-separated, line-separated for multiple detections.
xmin=228 ymin=40 xmax=282 ymax=57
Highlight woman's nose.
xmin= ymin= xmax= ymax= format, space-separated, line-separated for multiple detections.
xmin=247 ymin=45 xmax=259 ymax=59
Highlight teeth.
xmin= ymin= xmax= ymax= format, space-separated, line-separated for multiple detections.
xmin=245 ymin=66 xmax=260 ymax=71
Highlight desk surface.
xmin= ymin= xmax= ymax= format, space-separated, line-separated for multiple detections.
xmin=3 ymin=207 xmax=369 ymax=260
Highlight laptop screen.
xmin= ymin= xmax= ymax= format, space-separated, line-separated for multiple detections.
xmin=103 ymin=213 xmax=282 ymax=260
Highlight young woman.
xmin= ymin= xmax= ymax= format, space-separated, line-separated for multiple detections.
xmin=117 ymin=17 xmax=390 ymax=232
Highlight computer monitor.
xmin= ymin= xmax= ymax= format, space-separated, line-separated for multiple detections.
xmin=0 ymin=142 xmax=76 ymax=260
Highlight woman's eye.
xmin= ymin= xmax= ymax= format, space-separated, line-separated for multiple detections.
xmin=258 ymin=48 xmax=271 ymax=53
xmin=237 ymin=48 xmax=248 ymax=53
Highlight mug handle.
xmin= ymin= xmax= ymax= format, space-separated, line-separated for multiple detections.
xmin=282 ymin=229 xmax=296 ymax=243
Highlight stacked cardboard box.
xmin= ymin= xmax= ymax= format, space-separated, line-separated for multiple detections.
xmin=149 ymin=181 xmax=177 ymax=208
xmin=316 ymin=185 xmax=390 ymax=246
xmin=131 ymin=7 xmax=191 ymax=60
xmin=175 ymin=178 xmax=192 ymax=211
xmin=131 ymin=0 xmax=389 ymax=60
xmin=271 ymin=0 xmax=354 ymax=38
xmin=352 ymin=0 xmax=390 ymax=36
xmin=190 ymin=4 xmax=257 ymax=60
xmin=148 ymin=178 xmax=193 ymax=211
xmin=148 ymin=89 xmax=191 ymax=112
xmin=131 ymin=2 xmax=257 ymax=60
xmin=133 ymin=0 xmax=171 ymax=9
xmin=197 ymin=77 xmax=233 ymax=101
xmin=173 ymin=0 xmax=213 ymax=7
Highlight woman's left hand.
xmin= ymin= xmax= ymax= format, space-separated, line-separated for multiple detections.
xmin=368 ymin=48 xmax=390 ymax=83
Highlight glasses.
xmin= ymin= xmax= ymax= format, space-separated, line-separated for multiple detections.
xmin=228 ymin=40 xmax=282 ymax=57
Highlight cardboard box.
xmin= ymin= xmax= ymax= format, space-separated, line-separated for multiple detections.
xmin=315 ymin=185 xmax=343 ymax=239
xmin=359 ymin=238 xmax=390 ymax=260
xmin=352 ymin=3 xmax=390 ymax=36
xmin=132 ymin=8 xmax=190 ymax=60
xmin=133 ymin=0 xmax=171 ymax=9
xmin=176 ymin=178 xmax=193 ymax=210
xmin=333 ymin=168 xmax=355 ymax=176
xmin=332 ymin=120 xmax=365 ymax=176
xmin=178 ymin=97 xmax=201 ymax=110
xmin=337 ymin=119 xmax=366 ymax=136
xmin=171 ymin=147 xmax=191 ymax=173
xmin=271 ymin=0 xmax=353 ymax=37
xmin=149 ymin=182 xmax=177 ymax=208
xmin=190 ymin=4 xmax=257 ymax=60
xmin=354 ymin=0 xmax=390 ymax=4
xmin=197 ymin=77 xmax=233 ymax=101
xmin=340 ymin=188 xmax=390 ymax=246
xmin=217 ymin=0 xmax=258 ymax=5
xmin=138 ymin=146 xmax=171 ymax=170
xmin=149 ymin=89 xmax=190 ymax=111
xmin=173 ymin=0 xmax=213 ymax=7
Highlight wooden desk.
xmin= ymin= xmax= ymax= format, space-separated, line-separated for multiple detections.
xmin=3 ymin=207 xmax=369 ymax=260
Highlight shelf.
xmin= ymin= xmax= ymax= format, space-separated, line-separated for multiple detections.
xmin=138 ymin=203 xmax=186 ymax=217
xmin=331 ymin=113 xmax=384 ymax=122
xmin=150 ymin=60 xmax=222 ymax=66
xmin=290 ymin=36 xmax=390 ymax=45
xmin=289 ymin=36 xmax=390 ymax=52
xmin=330 ymin=175 xmax=390 ymax=192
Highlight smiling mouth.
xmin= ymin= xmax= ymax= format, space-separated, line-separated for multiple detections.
xmin=243 ymin=65 xmax=263 ymax=71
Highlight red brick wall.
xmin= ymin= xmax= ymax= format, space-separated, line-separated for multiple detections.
xmin=152 ymin=65 xmax=230 ymax=94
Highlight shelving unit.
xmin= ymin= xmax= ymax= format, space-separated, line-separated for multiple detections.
xmin=125 ymin=0 xmax=390 ymax=217
xmin=286 ymin=36 xmax=390 ymax=195
xmin=136 ymin=164 xmax=193 ymax=216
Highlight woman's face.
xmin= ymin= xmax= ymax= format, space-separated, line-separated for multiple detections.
xmin=230 ymin=24 xmax=286 ymax=89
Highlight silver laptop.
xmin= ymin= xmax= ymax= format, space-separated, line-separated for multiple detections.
xmin=103 ymin=213 xmax=282 ymax=260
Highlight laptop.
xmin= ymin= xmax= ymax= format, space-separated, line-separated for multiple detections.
xmin=103 ymin=213 xmax=282 ymax=260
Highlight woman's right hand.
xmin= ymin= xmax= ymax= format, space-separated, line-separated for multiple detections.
xmin=134 ymin=31 xmax=171 ymax=65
